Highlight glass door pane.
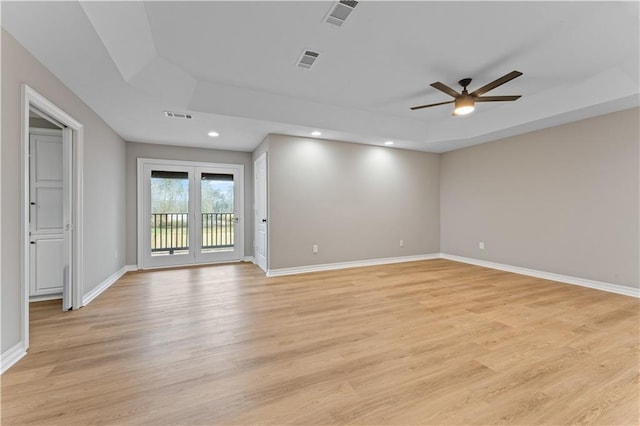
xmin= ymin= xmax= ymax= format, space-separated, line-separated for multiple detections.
xmin=200 ymin=172 xmax=234 ymax=254
xmin=195 ymin=167 xmax=241 ymax=263
xmin=142 ymin=164 xmax=195 ymax=268
xmin=150 ymin=170 xmax=190 ymax=256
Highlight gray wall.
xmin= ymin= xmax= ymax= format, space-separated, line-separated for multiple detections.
xmin=125 ymin=142 xmax=254 ymax=265
xmin=441 ymin=108 xmax=639 ymax=288
xmin=2 ymin=30 xmax=127 ymax=353
xmin=264 ymin=134 xmax=441 ymax=269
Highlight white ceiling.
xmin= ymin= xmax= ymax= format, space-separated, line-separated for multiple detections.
xmin=3 ymin=1 xmax=638 ymax=153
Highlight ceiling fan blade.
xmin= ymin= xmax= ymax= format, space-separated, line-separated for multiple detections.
xmin=430 ymin=82 xmax=460 ymax=98
xmin=475 ymin=95 xmax=521 ymax=102
xmin=470 ymin=71 xmax=523 ymax=97
xmin=410 ymin=100 xmax=454 ymax=110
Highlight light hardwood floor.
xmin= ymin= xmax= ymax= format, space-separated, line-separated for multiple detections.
xmin=2 ymin=259 xmax=639 ymax=425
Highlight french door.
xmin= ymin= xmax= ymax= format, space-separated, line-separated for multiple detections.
xmin=138 ymin=159 xmax=244 ymax=269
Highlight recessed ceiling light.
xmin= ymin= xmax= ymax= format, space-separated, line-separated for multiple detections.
xmin=208 ymin=131 xmax=220 ymax=137
xmin=311 ymin=131 xmax=322 ymax=137
xmin=384 ymin=141 xmax=394 ymax=146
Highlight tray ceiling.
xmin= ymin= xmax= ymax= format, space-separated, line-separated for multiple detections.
xmin=3 ymin=1 xmax=638 ymax=152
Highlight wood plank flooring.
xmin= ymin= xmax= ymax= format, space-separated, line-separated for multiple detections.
xmin=1 ymin=259 xmax=638 ymax=425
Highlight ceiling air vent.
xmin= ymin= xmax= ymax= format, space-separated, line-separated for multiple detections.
xmin=297 ymin=50 xmax=320 ymax=69
xmin=325 ymin=0 xmax=358 ymax=27
xmin=164 ymin=111 xmax=193 ymax=120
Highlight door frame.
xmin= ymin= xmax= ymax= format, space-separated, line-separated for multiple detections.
xmin=137 ymin=158 xmax=244 ymax=269
xmin=21 ymin=85 xmax=84 ymax=349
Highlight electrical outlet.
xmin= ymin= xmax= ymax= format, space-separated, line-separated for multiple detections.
xmin=400 ymin=239 xmax=404 ymax=247
xmin=479 ymin=242 xmax=485 ymax=250
xmin=312 ymin=244 xmax=318 ymax=254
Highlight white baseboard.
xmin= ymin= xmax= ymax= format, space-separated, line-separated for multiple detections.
xmin=267 ymin=254 xmax=440 ymax=277
xmin=243 ymin=256 xmax=255 ymax=263
xmin=29 ymin=293 xmax=62 ymax=302
xmin=1 ymin=342 xmax=27 ymax=374
xmin=82 ymin=264 xmax=133 ymax=306
xmin=139 ymin=259 xmax=249 ymax=271
xmin=440 ymin=253 xmax=640 ymax=298
xmin=266 ymin=252 xmax=639 ymax=298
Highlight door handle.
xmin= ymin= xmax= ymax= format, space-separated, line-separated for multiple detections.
xmin=261 ymin=219 xmax=267 ymax=223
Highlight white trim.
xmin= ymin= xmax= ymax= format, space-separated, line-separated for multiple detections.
xmin=440 ymin=254 xmax=640 ymax=298
xmin=82 ymin=265 xmax=132 ymax=306
xmin=30 ymin=294 xmax=63 ymax=302
xmin=266 ymin=253 xmax=639 ymax=298
xmin=1 ymin=342 xmax=27 ymax=375
xmin=267 ymin=254 xmax=440 ymax=277
xmin=243 ymin=256 xmax=255 ymax=263
xmin=136 ymin=157 xmax=247 ymax=169
xmin=139 ymin=259 xmax=246 ymax=271
xmin=73 ymin=126 xmax=84 ymax=309
xmin=21 ymin=86 xmax=29 ymax=349
xmin=25 ymin=86 xmax=82 ymax=128
xmin=126 ymin=264 xmax=138 ymax=272
xmin=136 ymin=158 xmax=144 ymax=269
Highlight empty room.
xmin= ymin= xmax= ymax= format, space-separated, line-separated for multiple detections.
xmin=1 ymin=1 xmax=638 ymax=425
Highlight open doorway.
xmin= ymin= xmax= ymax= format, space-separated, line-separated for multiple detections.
xmin=21 ymin=85 xmax=84 ymax=350
xmin=28 ymin=111 xmax=66 ymax=303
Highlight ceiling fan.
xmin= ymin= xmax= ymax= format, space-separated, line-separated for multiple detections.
xmin=410 ymin=70 xmax=523 ymax=116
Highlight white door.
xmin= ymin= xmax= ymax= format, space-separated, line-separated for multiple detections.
xmin=195 ymin=167 xmax=243 ymax=264
xmin=142 ymin=163 xmax=193 ymax=268
xmin=61 ymin=127 xmax=73 ymax=311
xmin=29 ymin=128 xmax=70 ymax=305
xmin=254 ymin=153 xmax=268 ymax=272
xmin=140 ymin=159 xmax=244 ymax=269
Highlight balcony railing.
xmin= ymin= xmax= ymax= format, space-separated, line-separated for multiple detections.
xmin=151 ymin=213 xmax=234 ymax=253
xmin=202 ymin=212 xmax=235 ymax=248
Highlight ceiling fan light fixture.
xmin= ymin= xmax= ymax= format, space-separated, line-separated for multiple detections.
xmin=411 ymin=71 xmax=522 ymax=115
xmin=454 ymin=96 xmax=475 ymax=116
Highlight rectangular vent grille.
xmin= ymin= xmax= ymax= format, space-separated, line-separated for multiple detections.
xmin=164 ymin=111 xmax=193 ymax=120
xmin=326 ymin=0 xmax=358 ymax=27
xmin=297 ymin=50 xmax=320 ymax=69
